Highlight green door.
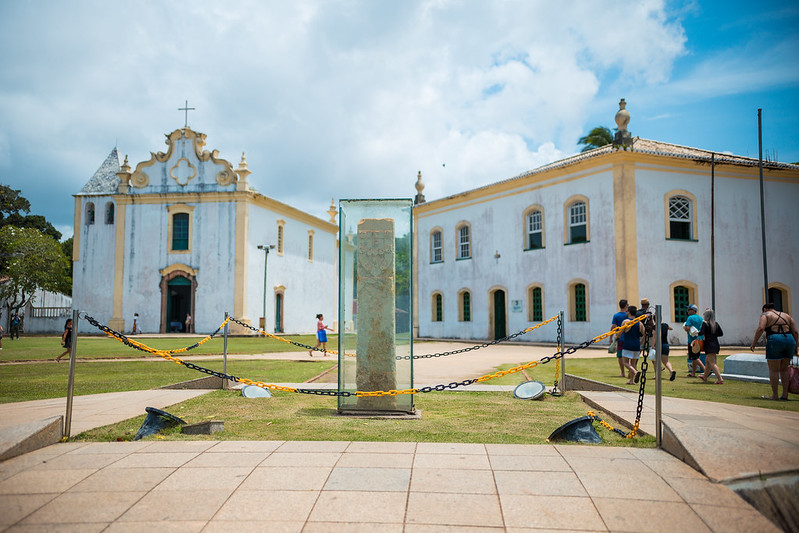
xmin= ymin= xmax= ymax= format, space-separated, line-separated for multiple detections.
xmin=494 ymin=290 xmax=506 ymax=340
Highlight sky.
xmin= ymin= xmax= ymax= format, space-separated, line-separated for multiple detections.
xmin=1 ymin=0 xmax=797 ymax=241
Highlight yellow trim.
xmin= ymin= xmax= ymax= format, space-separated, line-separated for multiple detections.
xmin=669 ymin=280 xmax=698 ymax=323
xmin=664 ymin=190 xmax=698 ymax=240
xmin=159 ymin=263 xmax=199 ymax=277
xmin=567 ymin=279 xmax=590 ymax=322
xmin=108 ymin=202 xmax=126 ymax=332
xmin=169 ymin=157 xmax=198 ymax=186
xmin=563 ymin=194 xmax=590 ymax=244
xmin=166 ymin=204 xmax=195 ymax=254
xmin=612 ymin=162 xmax=638 ymax=305
xmin=525 ymin=283 xmax=545 ymax=322
xmin=72 ymin=197 xmax=81 ymax=261
xmin=522 ymin=205 xmax=545 ymax=249
xmin=113 ymin=191 xmax=336 ymax=233
xmin=233 ymin=197 xmax=249 ymax=329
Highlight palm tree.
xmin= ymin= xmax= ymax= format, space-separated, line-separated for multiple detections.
xmin=578 ymin=126 xmax=613 ymax=152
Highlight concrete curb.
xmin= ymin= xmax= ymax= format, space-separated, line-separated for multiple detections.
xmin=0 ymin=415 xmax=62 ymax=461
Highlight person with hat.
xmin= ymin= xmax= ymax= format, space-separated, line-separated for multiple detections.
xmin=683 ymin=304 xmax=706 ymax=377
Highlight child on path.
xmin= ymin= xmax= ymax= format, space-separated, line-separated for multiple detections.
xmin=310 ymin=314 xmax=333 ymax=357
xmin=56 ymin=318 xmax=73 ymax=362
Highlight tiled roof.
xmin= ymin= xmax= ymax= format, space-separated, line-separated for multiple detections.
xmin=78 ymin=148 xmax=121 ymax=194
xmin=425 ymin=137 xmax=799 ymax=205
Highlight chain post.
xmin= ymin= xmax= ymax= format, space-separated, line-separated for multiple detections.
xmin=223 ymin=312 xmax=229 ymax=390
xmin=64 ymin=309 xmax=79 ymax=439
xmin=655 ymin=305 xmax=662 ymax=447
xmin=559 ymin=311 xmax=566 ymax=393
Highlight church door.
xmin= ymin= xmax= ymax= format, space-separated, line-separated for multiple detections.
xmin=160 ymin=271 xmax=197 ymax=333
xmin=275 ymin=293 xmax=284 ymax=333
xmin=493 ymin=289 xmax=507 ymax=340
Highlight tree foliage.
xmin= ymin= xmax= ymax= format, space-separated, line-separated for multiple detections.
xmin=578 ymin=126 xmax=614 ymax=153
xmin=0 ymin=226 xmax=70 ymax=316
xmin=0 ymin=184 xmax=61 ymax=241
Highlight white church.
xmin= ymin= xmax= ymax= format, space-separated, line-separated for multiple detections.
xmin=72 ymin=126 xmax=338 ymax=334
xmin=412 ymin=101 xmax=799 ymax=345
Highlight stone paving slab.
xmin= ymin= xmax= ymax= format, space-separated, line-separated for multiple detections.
xmin=0 ymin=440 xmax=780 ymax=532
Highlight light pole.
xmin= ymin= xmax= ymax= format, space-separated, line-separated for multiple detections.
xmin=257 ymin=244 xmax=275 ymax=330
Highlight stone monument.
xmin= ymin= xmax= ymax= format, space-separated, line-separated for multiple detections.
xmin=355 ymin=218 xmax=398 ymax=410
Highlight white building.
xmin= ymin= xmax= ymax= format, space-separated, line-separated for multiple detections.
xmin=413 ymin=106 xmax=799 ymax=345
xmin=72 ymin=127 xmax=338 ymax=334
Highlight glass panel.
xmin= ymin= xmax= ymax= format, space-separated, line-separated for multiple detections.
xmin=463 ymin=292 xmax=471 ymax=322
xmin=669 ymin=220 xmax=691 ymax=240
xmin=575 ymin=283 xmax=586 ymax=321
xmin=570 ymin=224 xmax=587 ymax=243
xmin=432 ymin=231 xmax=442 ymax=262
xmin=435 ymin=294 xmax=443 ymax=321
xmin=458 ymin=225 xmax=470 ymax=258
xmin=338 ymin=199 xmax=414 ymax=414
xmin=172 ymin=213 xmax=189 ymax=250
xmin=527 ymin=210 xmax=542 ymax=248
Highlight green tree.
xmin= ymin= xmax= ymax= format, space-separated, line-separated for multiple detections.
xmin=0 ymin=227 xmax=70 ymax=318
xmin=60 ymin=237 xmax=74 ymax=296
xmin=0 ymin=185 xmax=61 ymax=241
xmin=578 ymin=126 xmax=614 ymax=152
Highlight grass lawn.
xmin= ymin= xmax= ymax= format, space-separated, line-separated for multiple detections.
xmin=0 ymin=359 xmax=337 ymax=403
xmin=488 ymin=354 xmax=799 ymax=412
xmin=0 ymin=334 xmax=327 ymax=362
xmin=73 ymin=389 xmax=655 ymax=447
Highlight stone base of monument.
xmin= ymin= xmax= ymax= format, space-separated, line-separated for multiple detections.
xmin=721 ymin=353 xmax=771 ymax=383
xmin=337 ymin=409 xmax=421 ymax=420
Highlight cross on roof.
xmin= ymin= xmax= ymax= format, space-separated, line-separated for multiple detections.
xmin=178 ymin=100 xmax=195 ymax=128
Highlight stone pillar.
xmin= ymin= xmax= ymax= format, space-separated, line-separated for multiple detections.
xmin=356 ymin=218 xmax=397 ymax=410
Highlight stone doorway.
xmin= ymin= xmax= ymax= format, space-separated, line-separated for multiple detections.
xmin=160 ymin=271 xmax=197 ymax=333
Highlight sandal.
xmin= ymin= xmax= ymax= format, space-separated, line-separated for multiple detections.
xmin=761 ymin=395 xmax=778 ymax=400
xmin=669 ymin=371 xmax=676 ymax=381
xmin=633 ymin=371 xmax=641 ymax=384
xmin=715 ymin=380 xmax=724 ymax=385
xmin=698 ymin=375 xmax=706 ymax=382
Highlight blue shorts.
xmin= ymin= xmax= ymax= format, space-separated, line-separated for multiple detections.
xmin=317 ymin=330 xmax=328 ymax=343
xmin=661 ymin=344 xmax=670 ymax=356
xmin=765 ymin=333 xmax=796 ymax=360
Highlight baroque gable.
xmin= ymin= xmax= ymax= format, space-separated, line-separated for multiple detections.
xmin=118 ymin=128 xmax=238 ymax=193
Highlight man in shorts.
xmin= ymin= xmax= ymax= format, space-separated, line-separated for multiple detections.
xmin=683 ymin=304 xmax=706 ymax=378
xmin=611 ymin=299 xmax=628 ymax=377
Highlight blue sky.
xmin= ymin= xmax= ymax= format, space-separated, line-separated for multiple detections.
xmin=0 ymin=0 xmax=796 ymax=240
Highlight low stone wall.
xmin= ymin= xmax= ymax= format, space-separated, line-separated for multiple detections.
xmin=565 ymin=374 xmax=630 ymax=392
xmin=160 ymin=376 xmax=224 ymax=390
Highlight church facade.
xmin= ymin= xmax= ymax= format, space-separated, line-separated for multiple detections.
xmin=72 ymin=127 xmax=338 ymax=335
xmin=412 ymin=105 xmax=799 ymax=345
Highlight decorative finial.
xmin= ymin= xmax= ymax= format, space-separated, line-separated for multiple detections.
xmin=327 ymin=199 xmax=338 ymax=224
xmin=414 ymin=171 xmax=426 ymax=205
xmin=121 ymin=155 xmax=131 ymax=173
xmin=613 ymin=99 xmax=633 ymax=149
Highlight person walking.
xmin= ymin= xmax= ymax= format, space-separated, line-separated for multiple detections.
xmin=611 ymin=299 xmax=628 ymax=377
xmin=56 ymin=318 xmax=73 ymax=362
xmin=10 ymin=313 xmax=20 ymax=340
xmin=683 ymin=304 xmax=706 ymax=378
xmin=310 ymin=314 xmax=333 ymax=357
xmin=621 ymin=305 xmax=644 ymax=384
xmin=699 ymin=309 xmax=724 ymax=384
xmin=660 ymin=322 xmax=677 ymax=381
xmin=750 ymin=303 xmax=798 ymax=400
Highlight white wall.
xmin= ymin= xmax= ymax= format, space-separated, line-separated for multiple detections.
xmin=72 ymin=195 xmax=116 ymax=324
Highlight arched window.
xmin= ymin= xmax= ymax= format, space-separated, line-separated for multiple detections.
xmin=458 ymin=290 xmax=471 ymax=322
xmin=85 ymin=202 xmax=95 ymax=225
xmin=432 ymin=292 xmax=443 ymax=322
xmin=527 ymin=285 xmax=543 ymax=322
xmin=568 ymin=280 xmax=589 ymax=322
xmin=767 ymin=283 xmax=792 ymax=315
xmin=456 ymin=223 xmax=471 ymax=259
xmin=524 ymin=207 xmax=544 ymax=250
xmin=668 ymin=195 xmax=693 ymax=240
xmin=308 ymin=230 xmax=314 ymax=262
xmin=104 ymin=202 xmax=114 ymax=224
xmin=430 ymin=229 xmax=443 ymax=263
xmin=567 ymin=201 xmax=588 ymax=243
xmin=167 ymin=204 xmax=194 ymax=253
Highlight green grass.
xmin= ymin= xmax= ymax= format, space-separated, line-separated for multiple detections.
xmin=488 ymin=355 xmax=799 ymax=412
xmin=73 ymin=389 xmax=655 ymax=447
xmin=0 ymin=359 xmax=336 ymax=403
xmin=0 ymin=334 xmax=329 ymax=362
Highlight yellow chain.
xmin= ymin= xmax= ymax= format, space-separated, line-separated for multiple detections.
xmin=587 ymin=410 xmax=638 ymax=439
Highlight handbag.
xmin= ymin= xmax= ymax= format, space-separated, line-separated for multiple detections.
xmin=789 ymin=365 xmax=799 ymax=395
xmin=647 ymin=348 xmax=656 ymax=361
xmin=691 ymin=339 xmax=704 ymax=354
xmin=608 ymin=339 xmax=617 ymax=353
